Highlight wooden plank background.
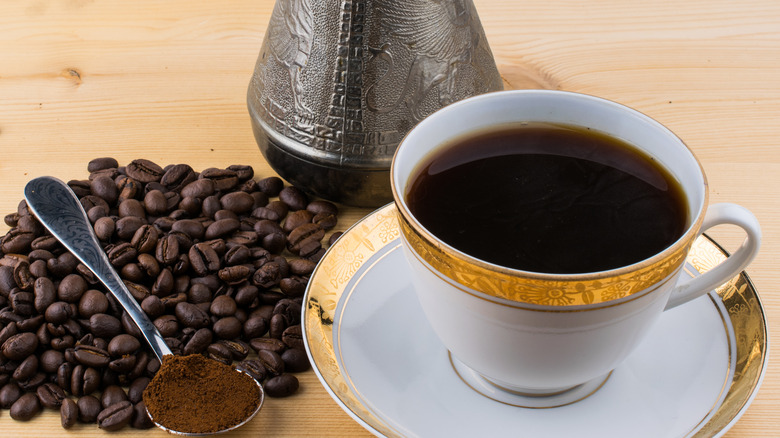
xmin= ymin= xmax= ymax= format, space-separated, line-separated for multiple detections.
xmin=1 ymin=1 xmax=778 ymax=436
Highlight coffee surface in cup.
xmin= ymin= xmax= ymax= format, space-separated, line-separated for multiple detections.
xmin=406 ymin=123 xmax=688 ymax=274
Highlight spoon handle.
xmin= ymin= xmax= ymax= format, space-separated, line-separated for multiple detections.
xmin=24 ymin=176 xmax=172 ymax=361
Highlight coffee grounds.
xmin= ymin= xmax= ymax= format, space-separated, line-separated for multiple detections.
xmin=143 ymin=354 xmax=261 ymax=434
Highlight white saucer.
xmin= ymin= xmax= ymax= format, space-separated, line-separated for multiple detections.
xmin=303 ymin=204 xmax=768 ymax=438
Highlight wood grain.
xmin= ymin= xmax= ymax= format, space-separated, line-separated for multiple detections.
xmin=1 ymin=1 xmax=778 ymax=436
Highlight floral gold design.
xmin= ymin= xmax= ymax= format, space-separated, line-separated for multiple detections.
xmin=398 ymin=212 xmax=691 ymax=306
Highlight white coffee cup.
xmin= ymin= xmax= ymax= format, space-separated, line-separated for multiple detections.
xmin=390 ymin=90 xmax=761 ymax=406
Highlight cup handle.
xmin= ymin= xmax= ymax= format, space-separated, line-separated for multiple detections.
xmin=665 ymin=203 xmax=761 ymax=310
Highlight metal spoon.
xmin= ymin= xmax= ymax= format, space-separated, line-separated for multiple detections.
xmin=24 ymin=176 xmax=264 ymax=435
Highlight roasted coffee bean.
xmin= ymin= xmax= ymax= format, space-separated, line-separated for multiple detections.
xmin=131 ymin=400 xmax=154 ymax=429
xmin=278 ymin=186 xmax=308 ymax=211
xmin=251 ymin=206 xmax=281 ymax=222
xmin=10 ymin=290 xmax=35 ymax=316
xmin=78 ymin=289 xmax=109 ymax=318
xmin=281 ymin=325 xmax=304 ymax=350
xmin=279 ymin=276 xmax=306 ymax=298
xmin=328 ymin=231 xmax=343 ymax=246
xmin=206 ymin=342 xmax=233 ymax=365
xmin=160 ymin=164 xmax=197 ymax=191
xmin=0 ymin=265 xmax=16 ymax=295
xmin=126 ymin=159 xmax=164 ymax=183
xmin=108 ymin=334 xmax=141 ymax=357
xmin=287 ymin=223 xmax=325 ymax=255
xmin=268 ymin=313 xmax=287 ymax=339
xmin=124 ymin=280 xmax=151 ymax=301
xmin=89 ymin=313 xmax=123 ymax=339
xmin=281 ymin=348 xmax=311 ymax=372
xmin=130 ymin=224 xmax=159 ymax=254
xmin=313 ymin=212 xmax=338 ymax=230
xmin=60 ymin=397 xmax=79 ymax=428
xmin=0 ymin=382 xmax=23 ymax=408
xmin=274 ymin=298 xmax=302 ymax=325
xmin=156 ymin=234 xmax=180 ymax=265
xmin=213 ymin=316 xmax=242 ymax=340
xmin=88 ymin=157 xmax=119 ymax=173
xmin=74 ymin=345 xmax=111 ymax=368
xmin=100 ymin=385 xmax=128 ymax=409
xmin=265 ymin=374 xmax=299 ymax=397
xmin=1 ymin=228 xmax=36 ymax=254
xmin=152 ymin=268 xmax=175 ymax=297
xmin=243 ymin=316 xmax=269 ymax=340
xmin=13 ymin=355 xmax=38 ymax=381
xmin=183 ymin=327 xmax=212 ymax=355
xmin=2 ymin=332 xmax=38 ymax=360
xmin=226 ymin=164 xmax=254 ymax=181
xmin=90 ymin=175 xmax=119 ymax=205
xmin=93 ymin=216 xmax=116 ymax=241
xmin=153 ymin=315 xmax=179 ymax=338
xmin=140 ymin=295 xmax=165 ymax=318
xmin=118 ymin=199 xmax=146 ymax=219
xmin=108 ymin=355 xmax=136 ymax=374
xmin=72 ymin=365 xmax=102 ymax=397
xmin=127 ymin=377 xmax=150 ymax=404
xmin=235 ymin=284 xmax=259 ymax=308
xmin=58 ymin=273 xmax=88 ymax=303
xmin=174 ymin=301 xmax=210 ymax=328
xmin=77 ymin=394 xmax=102 ymax=423
xmin=204 ymin=218 xmax=240 ymax=240
xmin=257 ymin=176 xmax=284 ymax=196
xmin=220 ymin=191 xmax=255 ymax=214
xmin=115 ymin=216 xmax=146 ymax=241
xmin=200 ymin=168 xmax=239 ymax=191
xmin=282 ymin=210 xmax=314 ymax=233
xmin=215 ymin=265 xmax=249 ymax=285
xmin=307 ymin=199 xmax=338 ymax=216
xmin=12 ymin=261 xmax=35 ymax=292
xmin=236 ymin=358 xmax=266 ymax=382
xmin=171 ymin=219 xmax=205 ymax=240
xmin=9 ymin=392 xmax=41 ymax=421
xmin=206 ymin=296 xmax=235 ymax=318
xmin=37 ymin=382 xmax=67 ymax=409
xmin=66 ymin=180 xmax=92 ymax=199
xmin=189 ymin=242 xmax=220 ymax=276
xmin=252 ymin=262 xmax=282 ymax=288
xmin=257 ymin=349 xmax=285 ymax=377
xmin=38 ymin=349 xmax=65 ymax=374
xmin=201 ymin=195 xmax=222 ymax=219
xmin=117 ymin=177 xmax=142 ymax=204
xmin=19 ymin=373 xmax=48 ymax=392
xmin=181 ymin=178 xmax=216 ymax=199
xmin=289 ymin=258 xmax=316 ymax=276
xmin=143 ymin=190 xmax=168 ymax=216
xmin=107 ymin=242 xmax=137 ymax=267
xmin=296 ymin=236 xmax=323 ymax=258
xmin=218 ymin=339 xmax=250 ymax=361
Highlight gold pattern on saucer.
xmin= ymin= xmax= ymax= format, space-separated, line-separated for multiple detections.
xmin=303 ymin=204 xmax=767 ymax=437
xmin=689 ymin=238 xmax=768 ymax=438
xmin=397 ymin=212 xmax=692 ymax=306
xmin=303 ymin=204 xmax=399 ymax=438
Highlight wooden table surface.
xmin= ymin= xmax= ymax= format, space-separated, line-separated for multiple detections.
xmin=1 ymin=1 xmax=778 ymax=436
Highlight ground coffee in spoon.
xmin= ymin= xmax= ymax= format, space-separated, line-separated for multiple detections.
xmin=143 ymin=354 xmax=261 ymax=434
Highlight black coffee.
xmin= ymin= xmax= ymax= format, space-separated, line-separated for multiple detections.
xmin=406 ymin=123 xmax=688 ymax=274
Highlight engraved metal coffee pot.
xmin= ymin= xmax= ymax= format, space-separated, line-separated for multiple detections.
xmin=247 ymin=0 xmax=503 ymax=207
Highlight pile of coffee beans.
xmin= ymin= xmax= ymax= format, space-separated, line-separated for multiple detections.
xmin=0 ymin=158 xmax=343 ymax=431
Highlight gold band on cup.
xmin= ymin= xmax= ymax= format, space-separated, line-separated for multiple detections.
xmin=396 ymin=210 xmax=698 ymax=307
